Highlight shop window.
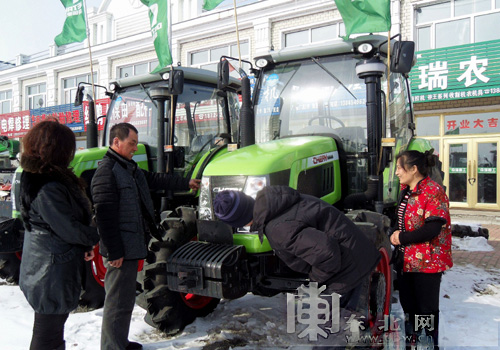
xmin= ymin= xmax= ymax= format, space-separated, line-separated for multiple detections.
xmin=26 ymin=83 xmax=46 ymax=110
xmin=0 ymin=90 xmax=12 ymax=114
xmin=427 ymin=139 xmax=440 ymax=156
xmin=284 ymin=24 xmax=345 ymax=48
xmin=118 ymin=60 xmax=159 ymax=79
xmin=62 ymin=73 xmax=97 ymax=105
xmin=415 ymin=0 xmax=500 ymax=50
xmin=416 ymin=116 xmax=440 ymax=136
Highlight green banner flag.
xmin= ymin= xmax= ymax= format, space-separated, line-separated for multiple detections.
xmin=54 ymin=0 xmax=87 ymax=46
xmin=141 ymin=0 xmax=173 ymax=73
xmin=334 ymin=0 xmax=391 ymax=38
xmin=203 ymin=0 xmax=225 ymax=11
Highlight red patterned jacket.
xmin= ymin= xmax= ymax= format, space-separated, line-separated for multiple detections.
xmin=399 ymin=177 xmax=453 ymax=273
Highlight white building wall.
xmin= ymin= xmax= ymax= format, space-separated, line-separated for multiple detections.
xmin=0 ymin=0 xmax=404 ymax=125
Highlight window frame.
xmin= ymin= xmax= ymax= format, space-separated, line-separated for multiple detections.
xmin=116 ymin=60 xmax=159 ymax=79
xmin=282 ymin=22 xmax=346 ymax=49
xmin=414 ymin=0 xmax=500 ymax=50
xmin=188 ymin=41 xmax=251 ymax=73
xmin=26 ymin=83 xmax=47 ymax=110
xmin=61 ymin=72 xmax=98 ymax=105
xmin=0 ymin=90 xmax=12 ymax=114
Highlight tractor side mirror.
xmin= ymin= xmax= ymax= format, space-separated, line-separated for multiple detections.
xmin=391 ymin=41 xmax=415 ymax=74
xmin=74 ymin=85 xmax=85 ymax=106
xmin=169 ymin=70 xmax=184 ymax=95
xmin=217 ymin=60 xmax=230 ymax=90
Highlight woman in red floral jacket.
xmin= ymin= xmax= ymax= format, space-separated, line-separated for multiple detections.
xmin=390 ymin=149 xmax=452 ymax=350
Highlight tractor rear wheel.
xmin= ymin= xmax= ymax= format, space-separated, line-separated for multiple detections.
xmin=79 ymin=248 xmax=106 ymax=310
xmin=369 ymin=231 xmax=392 ymax=333
xmin=143 ymin=223 xmax=219 ymax=335
xmin=346 ymin=210 xmax=392 ymax=335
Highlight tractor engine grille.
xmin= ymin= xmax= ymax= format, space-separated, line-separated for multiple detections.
xmin=166 ymin=241 xmax=249 ymax=299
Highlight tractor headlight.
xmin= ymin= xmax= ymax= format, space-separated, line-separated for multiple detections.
xmin=199 ymin=176 xmax=212 ymax=220
xmin=243 ymin=175 xmax=268 ymax=199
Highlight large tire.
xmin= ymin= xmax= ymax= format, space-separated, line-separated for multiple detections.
xmin=0 ymin=252 xmax=21 ymax=284
xmin=369 ymin=230 xmax=392 ymax=334
xmin=347 ymin=210 xmax=392 ymax=335
xmin=143 ymin=221 xmax=219 ymax=335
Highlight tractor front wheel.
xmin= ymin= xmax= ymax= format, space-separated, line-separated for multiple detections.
xmin=143 ymin=225 xmax=219 ymax=335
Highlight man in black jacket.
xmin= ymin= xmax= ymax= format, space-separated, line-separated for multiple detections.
xmin=91 ymin=123 xmax=199 ymax=350
xmin=213 ymin=185 xmax=380 ymax=310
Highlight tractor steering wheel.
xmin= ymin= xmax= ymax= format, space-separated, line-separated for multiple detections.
xmin=308 ymin=115 xmax=345 ymax=128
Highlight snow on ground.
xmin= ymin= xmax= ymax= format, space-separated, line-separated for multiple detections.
xmin=452 ymin=236 xmax=494 ymax=252
xmin=2 ymin=253 xmax=500 ymax=349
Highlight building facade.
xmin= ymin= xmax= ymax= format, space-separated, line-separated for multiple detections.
xmin=1 ymin=0 xmax=499 ymax=210
xmin=402 ymin=0 xmax=500 ymax=210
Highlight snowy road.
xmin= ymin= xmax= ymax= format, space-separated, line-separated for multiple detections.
xmin=1 ymin=237 xmax=499 ymax=349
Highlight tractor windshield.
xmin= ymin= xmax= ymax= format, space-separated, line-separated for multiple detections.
xmin=105 ymin=81 xmax=240 ymax=173
xmin=254 ymin=54 xmax=368 ymax=152
xmin=254 ymin=53 xmax=413 ymax=197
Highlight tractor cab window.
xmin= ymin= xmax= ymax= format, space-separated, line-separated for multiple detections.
xmin=254 ymin=54 xmax=367 ymax=153
xmin=106 ymin=81 xmax=239 ymax=176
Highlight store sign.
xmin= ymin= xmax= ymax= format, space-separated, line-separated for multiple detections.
xmin=444 ymin=112 xmax=500 ymax=135
xmin=478 ymin=167 xmax=497 ymax=174
xmin=449 ymin=167 xmax=466 ymax=174
xmin=83 ymin=98 xmax=109 ymax=131
xmin=410 ymin=40 xmax=500 ymax=103
xmin=0 ymin=111 xmax=31 ymax=138
xmin=30 ymin=103 xmax=84 ymax=132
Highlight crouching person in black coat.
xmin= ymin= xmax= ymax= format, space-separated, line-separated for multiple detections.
xmin=213 ymin=185 xmax=381 ymax=311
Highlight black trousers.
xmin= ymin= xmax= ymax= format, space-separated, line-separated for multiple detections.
xmin=30 ymin=312 xmax=68 ymax=350
xmin=397 ymin=270 xmax=442 ymax=346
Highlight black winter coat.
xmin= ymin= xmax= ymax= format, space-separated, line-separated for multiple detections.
xmin=19 ymin=158 xmax=99 ymax=315
xmin=251 ymin=186 xmax=381 ymax=294
xmin=91 ymin=148 xmax=190 ymax=261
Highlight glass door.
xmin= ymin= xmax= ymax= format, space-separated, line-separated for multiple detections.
xmin=444 ymin=139 xmax=470 ymax=207
xmin=475 ymin=139 xmax=499 ymax=209
xmin=444 ymin=138 xmax=499 ymax=209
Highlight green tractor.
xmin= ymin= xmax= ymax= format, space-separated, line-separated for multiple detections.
xmin=0 ymin=67 xmax=242 ymax=318
xmin=154 ymin=35 xmax=440 ymax=338
xmin=0 ymin=136 xmax=21 ymax=283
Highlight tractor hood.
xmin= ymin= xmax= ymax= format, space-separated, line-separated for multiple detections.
xmin=203 ymin=136 xmax=338 ymax=176
xmin=71 ymin=144 xmax=150 ymax=176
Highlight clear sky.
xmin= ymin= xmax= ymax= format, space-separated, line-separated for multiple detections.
xmin=0 ymin=0 xmax=103 ymax=62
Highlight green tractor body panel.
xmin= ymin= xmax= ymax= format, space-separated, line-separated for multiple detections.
xmin=204 ymin=136 xmax=339 ymax=179
xmin=70 ymin=145 xmax=150 ymax=173
xmin=232 ymin=234 xmax=272 ymax=253
xmin=201 ymin=136 xmax=342 ymax=252
xmin=70 ymin=147 xmax=108 ymax=176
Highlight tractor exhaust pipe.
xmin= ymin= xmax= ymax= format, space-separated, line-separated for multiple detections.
xmin=239 ymin=76 xmax=255 ymax=148
xmin=344 ymin=57 xmax=385 ymax=212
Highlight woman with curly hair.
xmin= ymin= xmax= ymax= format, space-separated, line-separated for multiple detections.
xmin=390 ymin=149 xmax=453 ymax=350
xmin=19 ymin=120 xmax=99 ymax=350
